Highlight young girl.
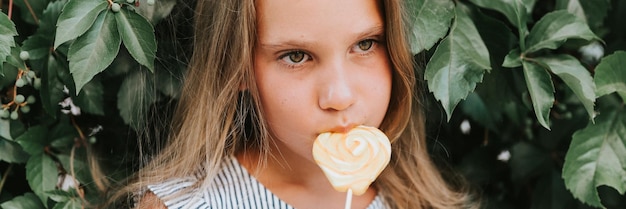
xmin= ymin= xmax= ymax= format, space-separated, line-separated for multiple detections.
xmin=115 ymin=0 xmax=476 ymax=208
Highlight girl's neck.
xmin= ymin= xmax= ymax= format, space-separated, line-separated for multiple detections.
xmin=237 ymin=145 xmax=327 ymax=187
xmin=236 ymin=146 xmax=377 ymax=209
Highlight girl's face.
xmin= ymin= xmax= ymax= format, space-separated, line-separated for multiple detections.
xmin=253 ymin=0 xmax=392 ymax=162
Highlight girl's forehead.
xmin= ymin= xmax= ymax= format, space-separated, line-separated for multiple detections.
xmin=255 ymin=0 xmax=384 ymax=44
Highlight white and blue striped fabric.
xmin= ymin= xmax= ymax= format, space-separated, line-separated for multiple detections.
xmin=147 ymin=156 xmax=388 ymax=209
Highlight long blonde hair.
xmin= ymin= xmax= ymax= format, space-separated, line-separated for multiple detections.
xmin=111 ymin=0 xmax=477 ymax=208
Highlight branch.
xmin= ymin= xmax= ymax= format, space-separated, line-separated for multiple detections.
xmin=8 ymin=0 xmax=13 ymax=19
xmin=0 ymin=164 xmax=13 ymax=196
xmin=22 ymin=0 xmax=39 ymax=25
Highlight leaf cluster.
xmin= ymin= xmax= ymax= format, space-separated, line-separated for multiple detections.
xmin=0 ymin=0 xmax=624 ymax=208
xmin=414 ymin=0 xmax=626 ymax=208
xmin=1 ymin=0 xmax=183 ymax=208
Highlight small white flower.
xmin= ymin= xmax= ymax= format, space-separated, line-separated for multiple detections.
xmin=497 ymin=150 xmax=511 ymax=162
xmin=460 ymin=119 xmax=471 ymax=135
xmin=89 ymin=125 xmax=103 ymax=136
xmin=57 ymin=174 xmax=78 ymax=191
xmin=579 ymin=42 xmax=604 ymax=64
xmin=59 ymin=86 xmax=81 ymax=115
xmin=59 ymin=97 xmax=81 ymax=116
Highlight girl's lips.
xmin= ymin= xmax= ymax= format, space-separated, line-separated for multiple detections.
xmin=323 ymin=123 xmax=359 ymax=134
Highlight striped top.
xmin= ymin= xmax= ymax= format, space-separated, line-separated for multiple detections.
xmin=147 ymin=156 xmax=388 ymax=209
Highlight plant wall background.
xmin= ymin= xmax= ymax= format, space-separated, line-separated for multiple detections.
xmin=0 ymin=0 xmax=624 ymax=208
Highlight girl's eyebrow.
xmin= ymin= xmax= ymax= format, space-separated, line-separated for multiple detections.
xmin=259 ymin=25 xmax=385 ymax=50
xmin=260 ymin=40 xmax=315 ymax=51
xmin=355 ymin=25 xmax=385 ymax=40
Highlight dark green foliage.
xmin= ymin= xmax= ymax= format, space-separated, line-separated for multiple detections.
xmin=1 ymin=0 xmax=624 ymax=208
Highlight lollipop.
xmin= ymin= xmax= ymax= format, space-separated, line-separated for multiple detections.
xmin=312 ymin=125 xmax=391 ymax=208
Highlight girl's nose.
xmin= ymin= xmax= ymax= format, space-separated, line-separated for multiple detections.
xmin=318 ymin=61 xmax=356 ymax=111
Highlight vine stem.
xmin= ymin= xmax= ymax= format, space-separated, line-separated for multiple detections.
xmin=1 ymin=70 xmax=25 ymax=110
xmin=69 ymin=117 xmax=89 ymax=207
xmin=22 ymin=0 xmax=39 ymax=25
xmin=0 ymin=164 xmax=13 ymax=196
xmin=482 ymin=128 xmax=489 ymax=146
xmin=7 ymin=0 xmax=13 ymax=19
xmin=70 ymin=144 xmax=85 ymax=201
xmin=70 ymin=116 xmax=86 ymax=142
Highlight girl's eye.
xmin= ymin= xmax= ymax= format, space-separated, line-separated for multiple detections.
xmin=280 ymin=51 xmax=309 ymax=64
xmin=356 ymin=40 xmax=374 ymax=51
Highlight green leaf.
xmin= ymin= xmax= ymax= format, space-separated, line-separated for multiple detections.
xmin=57 ymin=154 xmax=90 ymax=186
xmin=474 ymin=69 xmax=519 ymax=128
xmin=0 ymin=12 xmax=17 ymax=75
xmin=46 ymin=189 xmax=77 ymax=202
xmin=22 ymin=35 xmax=51 ymax=61
xmin=469 ymin=6 xmax=518 ymax=69
xmin=72 ymin=78 xmax=104 ymax=115
xmin=595 ymin=51 xmax=626 ymax=102
xmin=425 ymin=8 xmax=491 ymax=120
xmin=9 ymin=119 xmax=26 ymax=139
xmin=521 ymin=61 xmax=554 ymax=129
xmin=0 ymin=59 xmax=18 ymax=88
xmin=503 ymin=48 xmax=522 ymax=68
xmin=68 ymin=10 xmax=121 ymax=93
xmin=12 ymin=0 xmax=49 ymax=25
xmin=525 ymin=10 xmax=599 ymax=54
xmin=520 ymin=0 xmax=538 ymax=14
xmin=0 ymin=138 xmax=29 ymax=163
xmin=530 ymin=170 xmax=578 ymax=209
xmin=41 ymin=54 xmax=67 ymax=118
xmin=0 ymin=119 xmax=12 ymax=140
xmin=22 ymin=1 xmax=67 ymax=60
xmin=118 ymin=69 xmax=158 ymax=129
xmin=562 ymin=107 xmax=626 ymax=207
xmin=54 ymin=0 xmax=108 ymax=49
xmin=26 ymin=153 xmax=58 ymax=204
xmin=555 ymin=0 xmax=610 ymax=32
xmin=0 ymin=193 xmax=45 ymax=209
xmin=50 ymin=136 xmax=75 ymax=150
xmin=115 ymin=8 xmax=157 ymax=72
xmin=134 ymin=0 xmax=177 ymax=25
xmin=406 ymin=0 xmax=454 ymax=53
xmin=52 ymin=198 xmax=82 ymax=209
xmin=16 ymin=125 xmax=49 ymax=155
xmin=459 ymin=93 xmax=497 ymax=131
xmin=48 ymin=122 xmax=78 ymax=150
xmin=6 ymin=46 xmax=27 ymax=70
xmin=38 ymin=0 xmax=66 ymax=35
xmin=468 ymin=0 xmax=529 ymax=36
xmin=156 ymin=66 xmax=183 ymax=98
xmin=535 ymin=55 xmax=596 ymax=120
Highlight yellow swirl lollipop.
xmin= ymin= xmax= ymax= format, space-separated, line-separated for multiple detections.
xmin=312 ymin=125 xmax=391 ymax=196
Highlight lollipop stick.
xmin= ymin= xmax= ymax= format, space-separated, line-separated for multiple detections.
xmin=344 ymin=189 xmax=353 ymax=209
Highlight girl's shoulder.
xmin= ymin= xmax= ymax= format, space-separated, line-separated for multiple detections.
xmin=145 ymin=156 xmax=294 ymax=209
xmin=145 ymin=166 xmax=206 ymax=208
xmin=145 ymin=156 xmax=389 ymax=209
